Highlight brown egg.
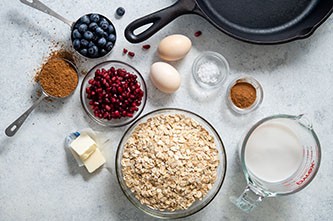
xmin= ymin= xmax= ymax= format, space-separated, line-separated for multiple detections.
xmin=158 ymin=34 xmax=192 ymax=61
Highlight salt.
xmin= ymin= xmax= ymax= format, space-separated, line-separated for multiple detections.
xmin=197 ymin=62 xmax=220 ymax=84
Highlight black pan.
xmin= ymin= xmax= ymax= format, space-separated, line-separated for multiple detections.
xmin=125 ymin=0 xmax=333 ymax=44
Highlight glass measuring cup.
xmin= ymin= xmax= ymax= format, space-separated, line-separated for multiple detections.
xmin=5 ymin=59 xmax=78 ymax=137
xmin=231 ymin=114 xmax=321 ymax=212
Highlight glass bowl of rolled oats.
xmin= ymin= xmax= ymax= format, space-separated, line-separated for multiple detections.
xmin=116 ymin=108 xmax=227 ymax=219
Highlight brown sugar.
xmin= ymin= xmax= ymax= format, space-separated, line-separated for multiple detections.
xmin=39 ymin=59 xmax=78 ymax=98
xmin=230 ymin=82 xmax=256 ymax=108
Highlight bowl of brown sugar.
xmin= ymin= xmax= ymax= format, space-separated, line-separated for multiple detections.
xmin=226 ymin=76 xmax=263 ymax=114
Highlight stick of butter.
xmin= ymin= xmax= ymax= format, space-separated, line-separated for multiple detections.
xmin=70 ymin=134 xmax=97 ymax=161
xmin=83 ymin=148 xmax=106 ymax=173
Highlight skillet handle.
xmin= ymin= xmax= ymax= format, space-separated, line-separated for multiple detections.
xmin=125 ymin=0 xmax=197 ymax=43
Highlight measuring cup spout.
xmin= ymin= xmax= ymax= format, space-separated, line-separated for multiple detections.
xmin=230 ymin=185 xmax=264 ymax=213
xmin=296 ymin=114 xmax=313 ymax=130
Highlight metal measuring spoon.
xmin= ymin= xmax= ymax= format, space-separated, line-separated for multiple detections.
xmin=5 ymin=59 xmax=79 ymax=137
xmin=20 ymin=0 xmax=73 ymax=26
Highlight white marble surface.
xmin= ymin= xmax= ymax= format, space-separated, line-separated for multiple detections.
xmin=1 ymin=0 xmax=333 ymax=220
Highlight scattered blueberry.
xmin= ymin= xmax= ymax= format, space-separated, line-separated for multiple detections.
xmin=95 ymin=27 xmax=104 ymax=36
xmin=107 ymin=34 xmax=116 ymax=42
xmin=88 ymin=46 xmax=99 ymax=57
xmin=80 ymin=15 xmax=90 ymax=24
xmin=107 ymin=25 xmax=115 ymax=34
xmin=90 ymin=14 xmax=100 ymax=23
xmin=72 ymin=29 xmax=81 ymax=39
xmin=83 ymin=31 xmax=94 ymax=40
xmin=78 ymin=24 xmax=88 ymax=33
xmin=73 ymin=39 xmax=81 ymax=50
xmin=89 ymin=22 xmax=98 ymax=31
xmin=116 ymin=7 xmax=125 ymax=17
xmin=80 ymin=39 xmax=89 ymax=47
xmin=80 ymin=48 xmax=88 ymax=56
xmin=105 ymin=42 xmax=114 ymax=51
xmin=97 ymin=37 xmax=107 ymax=47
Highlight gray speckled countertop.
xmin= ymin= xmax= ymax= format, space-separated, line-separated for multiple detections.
xmin=1 ymin=1 xmax=333 ymax=220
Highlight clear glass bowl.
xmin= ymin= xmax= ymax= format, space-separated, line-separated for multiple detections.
xmin=80 ymin=60 xmax=147 ymax=127
xmin=226 ymin=76 xmax=263 ymax=114
xmin=115 ymin=108 xmax=227 ymax=219
xmin=192 ymin=51 xmax=229 ymax=88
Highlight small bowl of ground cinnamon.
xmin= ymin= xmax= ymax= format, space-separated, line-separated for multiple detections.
xmin=226 ymin=76 xmax=263 ymax=114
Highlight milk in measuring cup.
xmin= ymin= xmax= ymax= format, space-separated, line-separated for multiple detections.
xmin=244 ymin=122 xmax=303 ymax=183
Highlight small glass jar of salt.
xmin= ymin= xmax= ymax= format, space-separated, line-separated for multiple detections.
xmin=192 ymin=51 xmax=229 ymax=88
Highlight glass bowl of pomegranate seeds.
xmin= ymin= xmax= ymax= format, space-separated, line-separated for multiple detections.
xmin=80 ymin=60 xmax=147 ymax=127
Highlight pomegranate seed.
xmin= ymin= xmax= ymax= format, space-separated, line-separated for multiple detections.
xmin=85 ymin=66 xmax=144 ymax=120
xmin=142 ymin=44 xmax=151 ymax=50
xmin=194 ymin=31 xmax=202 ymax=37
xmin=128 ymin=51 xmax=135 ymax=57
xmin=123 ymin=48 xmax=128 ymax=54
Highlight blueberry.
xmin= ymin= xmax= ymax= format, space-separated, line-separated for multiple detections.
xmin=80 ymin=39 xmax=89 ymax=47
xmin=78 ymin=24 xmax=88 ymax=33
xmin=73 ymin=39 xmax=81 ymax=50
xmin=90 ymin=14 xmax=100 ymax=23
xmin=116 ymin=7 xmax=125 ymax=17
xmin=97 ymin=37 xmax=107 ymax=47
xmin=80 ymin=15 xmax=90 ymax=24
xmin=95 ymin=27 xmax=104 ymax=36
xmin=80 ymin=48 xmax=88 ymax=56
xmin=99 ymin=19 xmax=109 ymax=30
xmin=105 ymin=42 xmax=114 ymax=51
xmin=72 ymin=29 xmax=81 ymax=39
xmin=88 ymin=41 xmax=95 ymax=48
xmin=107 ymin=24 xmax=115 ymax=34
xmin=100 ymin=49 xmax=107 ymax=56
xmin=89 ymin=22 xmax=98 ymax=31
xmin=88 ymin=46 xmax=99 ymax=57
xmin=107 ymin=34 xmax=116 ymax=42
xmin=92 ymin=35 xmax=98 ymax=42
xmin=103 ymin=31 xmax=109 ymax=38
xmin=83 ymin=31 xmax=94 ymax=40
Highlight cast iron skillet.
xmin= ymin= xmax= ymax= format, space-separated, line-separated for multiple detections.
xmin=125 ymin=0 xmax=333 ymax=44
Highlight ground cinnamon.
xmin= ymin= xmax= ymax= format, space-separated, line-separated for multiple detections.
xmin=230 ymin=81 xmax=256 ymax=108
xmin=39 ymin=59 xmax=78 ymax=98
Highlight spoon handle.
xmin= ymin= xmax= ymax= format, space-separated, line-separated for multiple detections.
xmin=20 ymin=0 xmax=73 ymax=27
xmin=5 ymin=93 xmax=48 ymax=137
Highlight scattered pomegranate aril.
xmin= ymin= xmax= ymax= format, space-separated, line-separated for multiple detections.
xmin=142 ymin=44 xmax=151 ymax=50
xmin=194 ymin=31 xmax=202 ymax=37
xmin=128 ymin=51 xmax=135 ymax=57
xmin=123 ymin=48 xmax=128 ymax=54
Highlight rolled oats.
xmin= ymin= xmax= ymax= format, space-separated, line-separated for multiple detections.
xmin=121 ymin=114 xmax=219 ymax=211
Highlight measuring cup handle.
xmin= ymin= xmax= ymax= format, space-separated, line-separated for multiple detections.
xmin=20 ymin=0 xmax=73 ymax=27
xmin=5 ymin=93 xmax=48 ymax=137
xmin=230 ymin=185 xmax=264 ymax=213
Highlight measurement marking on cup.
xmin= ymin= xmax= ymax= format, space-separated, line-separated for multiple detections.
xmin=296 ymin=161 xmax=315 ymax=185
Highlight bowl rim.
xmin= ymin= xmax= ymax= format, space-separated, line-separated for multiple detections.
xmin=80 ymin=60 xmax=147 ymax=127
xmin=115 ymin=107 xmax=227 ymax=219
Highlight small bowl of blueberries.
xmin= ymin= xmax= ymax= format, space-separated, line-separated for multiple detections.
xmin=71 ymin=13 xmax=116 ymax=59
